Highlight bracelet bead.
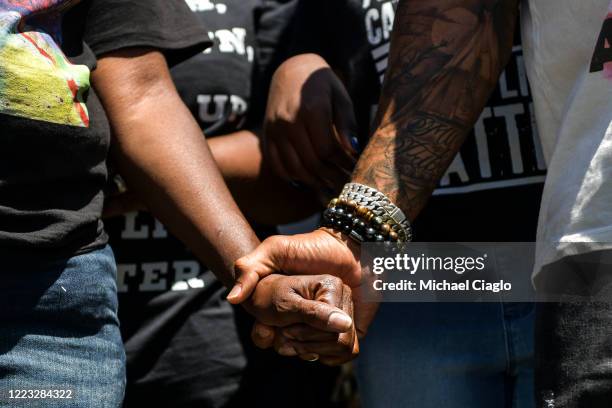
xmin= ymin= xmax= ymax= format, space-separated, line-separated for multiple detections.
xmin=322 ymin=184 xmax=412 ymax=244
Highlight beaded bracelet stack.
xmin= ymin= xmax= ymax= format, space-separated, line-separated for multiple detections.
xmin=322 ymin=183 xmax=413 ymax=244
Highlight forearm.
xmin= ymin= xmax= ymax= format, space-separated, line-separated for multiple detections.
xmin=94 ymin=49 xmax=259 ymax=287
xmin=209 ymin=130 xmax=321 ymax=225
xmin=352 ymin=0 xmax=518 ymax=221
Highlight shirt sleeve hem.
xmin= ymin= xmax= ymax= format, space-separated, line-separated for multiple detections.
xmin=89 ymin=30 xmax=212 ymax=67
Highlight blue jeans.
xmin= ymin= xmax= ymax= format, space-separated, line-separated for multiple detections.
xmin=0 ymin=246 xmax=126 ymax=407
xmin=356 ymin=302 xmax=535 ymax=408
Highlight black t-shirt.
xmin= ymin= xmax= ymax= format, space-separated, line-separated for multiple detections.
xmin=0 ymin=0 xmax=208 ymax=262
xmin=172 ymin=0 xmax=258 ymax=134
xmin=286 ymin=0 xmax=546 ymax=241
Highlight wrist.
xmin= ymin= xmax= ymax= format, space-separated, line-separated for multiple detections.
xmin=213 ymin=223 xmax=260 ymax=288
xmin=321 ymin=185 xmax=412 ymax=246
xmin=318 ymin=227 xmax=361 ymax=260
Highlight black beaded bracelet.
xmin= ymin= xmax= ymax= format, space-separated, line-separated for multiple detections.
xmin=322 ymin=197 xmax=407 ymax=243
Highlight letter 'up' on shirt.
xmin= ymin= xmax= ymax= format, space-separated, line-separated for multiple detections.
xmin=521 ymin=0 xmax=612 ymax=275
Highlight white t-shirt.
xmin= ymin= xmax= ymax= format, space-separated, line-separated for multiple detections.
xmin=521 ymin=0 xmax=612 ymax=275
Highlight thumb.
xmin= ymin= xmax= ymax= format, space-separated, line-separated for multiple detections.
xmin=227 ymin=236 xmax=287 ymax=304
xmin=290 ymin=296 xmax=353 ymax=333
xmin=227 ymin=254 xmax=267 ymax=304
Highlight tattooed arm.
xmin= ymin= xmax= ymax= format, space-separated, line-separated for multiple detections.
xmin=228 ymin=0 xmax=521 ymax=348
xmin=229 ymin=0 xmax=521 ymax=297
xmin=353 ymin=0 xmax=519 ymax=220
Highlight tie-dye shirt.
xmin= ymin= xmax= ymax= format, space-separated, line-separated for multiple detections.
xmin=0 ymin=0 xmax=90 ymax=126
xmin=521 ymin=1 xmax=612 ymax=275
xmin=0 ymin=0 xmax=208 ymax=260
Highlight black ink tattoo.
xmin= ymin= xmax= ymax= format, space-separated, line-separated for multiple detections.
xmin=352 ymin=0 xmax=519 ymax=221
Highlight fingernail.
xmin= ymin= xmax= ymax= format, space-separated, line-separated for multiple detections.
xmin=227 ymin=284 xmax=242 ymax=301
xmin=278 ymin=344 xmax=298 ymax=357
xmin=328 ymin=312 xmax=353 ymax=332
xmin=350 ymin=136 xmax=360 ymax=153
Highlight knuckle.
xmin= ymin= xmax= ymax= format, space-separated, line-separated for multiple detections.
xmin=273 ymin=297 xmax=297 ymax=315
xmin=320 ymin=275 xmax=343 ymax=290
xmin=266 ymin=235 xmax=283 ymax=247
xmin=252 ymin=337 xmax=271 ymax=350
xmin=275 ymin=111 xmax=296 ymax=127
xmin=267 ymin=114 xmax=295 ymax=136
xmin=267 ymin=236 xmax=291 ymax=261
xmin=283 ymin=237 xmax=302 ymax=262
xmin=233 ymin=257 xmax=250 ymax=275
xmin=303 ymin=304 xmax=321 ymax=321
xmin=260 ymin=235 xmax=279 ymax=254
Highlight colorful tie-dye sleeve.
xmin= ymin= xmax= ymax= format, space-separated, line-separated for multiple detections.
xmin=0 ymin=0 xmax=90 ymax=127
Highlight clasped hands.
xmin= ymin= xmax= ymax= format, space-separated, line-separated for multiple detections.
xmin=227 ymin=228 xmax=377 ymax=366
xmin=227 ymin=54 xmax=380 ymax=365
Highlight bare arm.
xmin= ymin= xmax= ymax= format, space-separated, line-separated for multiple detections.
xmin=229 ymin=0 xmax=521 ymax=338
xmin=92 ymin=48 xmax=259 ymax=288
xmin=93 ymin=48 xmax=363 ymax=356
xmin=353 ymin=0 xmax=519 ymax=220
xmin=208 ymin=130 xmax=321 ymax=225
xmin=103 ymin=129 xmax=320 ymax=225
